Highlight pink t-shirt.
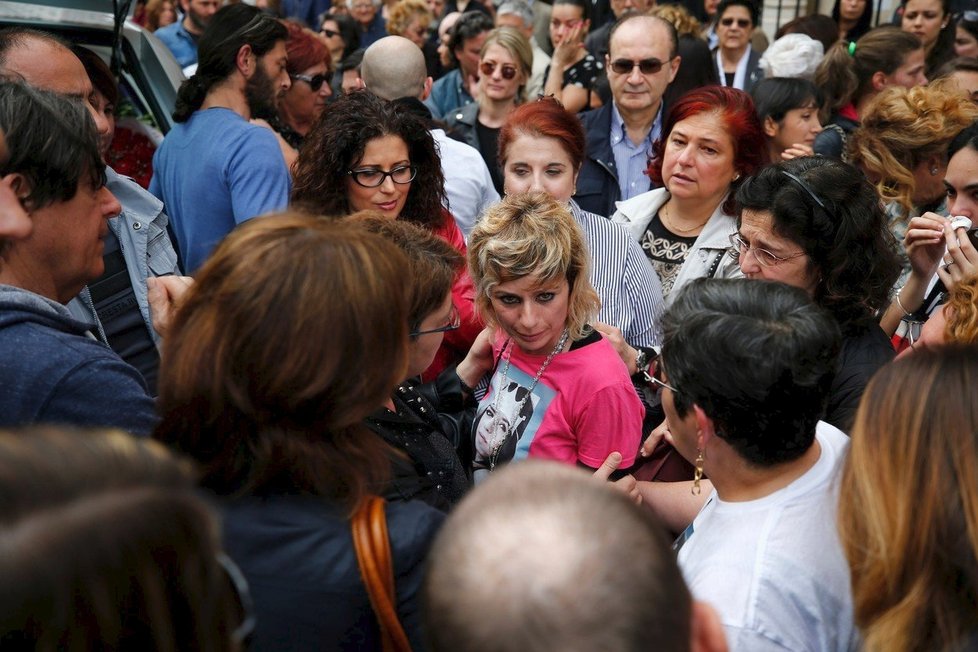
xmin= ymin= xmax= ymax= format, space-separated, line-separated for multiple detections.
xmin=472 ymin=331 xmax=644 ymax=477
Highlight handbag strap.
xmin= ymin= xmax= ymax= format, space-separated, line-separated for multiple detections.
xmin=351 ymin=496 xmax=413 ymax=652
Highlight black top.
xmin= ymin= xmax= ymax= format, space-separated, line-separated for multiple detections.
xmin=475 ymin=119 xmax=503 ymax=195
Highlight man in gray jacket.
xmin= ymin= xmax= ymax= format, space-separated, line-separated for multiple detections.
xmin=0 ymin=27 xmax=181 ymax=394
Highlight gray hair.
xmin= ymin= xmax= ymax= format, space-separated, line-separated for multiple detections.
xmin=496 ymin=0 xmax=534 ymax=28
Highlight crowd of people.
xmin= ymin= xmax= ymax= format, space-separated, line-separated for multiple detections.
xmin=3 ymin=0 xmax=978 ymax=648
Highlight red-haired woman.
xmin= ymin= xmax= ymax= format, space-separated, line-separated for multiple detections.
xmin=612 ymin=86 xmax=768 ymax=300
xmin=498 ymin=96 xmax=666 ymax=376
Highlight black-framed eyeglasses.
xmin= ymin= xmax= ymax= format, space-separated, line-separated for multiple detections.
xmin=609 ymin=57 xmax=669 ymax=75
xmin=719 ymin=16 xmax=751 ymax=27
xmin=321 ymin=27 xmax=340 ymax=37
xmin=347 ymin=165 xmax=417 ymax=188
xmin=290 ymin=72 xmax=329 ymax=91
xmin=728 ymin=233 xmax=807 ymax=267
xmin=480 ymin=61 xmax=518 ymax=79
xmin=410 ymin=304 xmax=461 ymax=336
xmin=217 ymin=553 xmax=256 ymax=647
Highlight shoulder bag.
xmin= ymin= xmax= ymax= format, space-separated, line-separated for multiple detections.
xmin=351 ymin=496 xmax=413 ymax=652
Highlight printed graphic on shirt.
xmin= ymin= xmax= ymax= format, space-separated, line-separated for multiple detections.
xmin=472 ymin=364 xmax=557 ymax=481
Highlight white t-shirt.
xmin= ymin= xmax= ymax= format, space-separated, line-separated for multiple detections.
xmin=676 ymin=422 xmax=858 ymax=652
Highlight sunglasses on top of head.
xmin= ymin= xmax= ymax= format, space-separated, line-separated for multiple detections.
xmin=720 ymin=16 xmax=751 ymax=27
xmin=480 ymin=61 xmax=518 ymax=80
xmin=609 ymin=57 xmax=668 ymax=75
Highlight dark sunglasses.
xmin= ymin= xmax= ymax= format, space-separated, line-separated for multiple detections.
xmin=480 ymin=61 xmax=518 ymax=80
xmin=290 ymin=72 xmax=329 ymax=91
xmin=720 ymin=16 xmax=751 ymax=27
xmin=609 ymin=57 xmax=668 ymax=75
xmin=321 ymin=27 xmax=340 ymax=37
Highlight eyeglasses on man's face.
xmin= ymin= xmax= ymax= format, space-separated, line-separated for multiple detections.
xmin=728 ymin=233 xmax=806 ymax=268
xmin=411 ymin=304 xmax=461 ymax=336
xmin=347 ymin=165 xmax=417 ymax=188
xmin=648 ymin=364 xmax=677 ymax=394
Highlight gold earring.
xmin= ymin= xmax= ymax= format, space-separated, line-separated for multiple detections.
xmin=691 ymin=449 xmax=705 ymax=495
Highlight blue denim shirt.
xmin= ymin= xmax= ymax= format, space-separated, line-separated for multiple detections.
xmin=424 ymin=69 xmax=474 ymax=121
xmin=155 ymin=19 xmax=198 ymax=67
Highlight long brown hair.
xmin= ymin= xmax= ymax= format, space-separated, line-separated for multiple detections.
xmin=840 ymin=345 xmax=978 ymax=651
xmin=155 ymin=212 xmax=411 ymax=512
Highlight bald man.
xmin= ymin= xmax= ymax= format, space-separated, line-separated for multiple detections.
xmin=360 ymin=36 xmax=498 ymax=238
xmin=424 ymin=461 xmax=728 ymax=652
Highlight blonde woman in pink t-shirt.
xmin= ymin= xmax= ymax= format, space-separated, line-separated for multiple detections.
xmin=456 ymin=192 xmax=645 ymax=480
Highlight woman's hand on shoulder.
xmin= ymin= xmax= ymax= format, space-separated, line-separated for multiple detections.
xmin=593 ymin=321 xmax=638 ymax=374
xmin=592 ymin=451 xmax=642 ymax=506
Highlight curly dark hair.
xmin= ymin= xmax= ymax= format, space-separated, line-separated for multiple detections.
xmin=735 ymin=157 xmax=902 ymax=332
xmin=291 ymin=90 xmax=446 ymax=229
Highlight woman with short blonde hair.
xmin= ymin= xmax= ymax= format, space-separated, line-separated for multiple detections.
xmin=840 ymin=345 xmax=978 ymax=652
xmin=460 ymin=192 xmax=643 ymax=479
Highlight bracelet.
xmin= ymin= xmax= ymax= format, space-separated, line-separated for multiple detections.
xmin=894 ymin=289 xmax=914 ymax=318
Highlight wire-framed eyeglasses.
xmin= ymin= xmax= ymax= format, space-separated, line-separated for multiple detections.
xmin=347 ymin=165 xmax=417 ymax=188
xmin=728 ymin=233 xmax=807 ymax=267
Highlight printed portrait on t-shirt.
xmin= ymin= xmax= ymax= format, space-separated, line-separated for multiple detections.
xmin=472 ymin=366 xmax=557 ymax=481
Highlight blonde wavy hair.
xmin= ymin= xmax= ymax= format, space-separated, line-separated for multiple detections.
xmin=945 ymin=273 xmax=978 ymax=344
xmin=386 ymin=0 xmax=433 ymax=38
xmin=849 ymin=78 xmax=978 ymax=219
xmin=840 ymin=346 xmax=978 ymax=652
xmin=648 ymin=4 xmax=700 ymax=37
xmin=468 ymin=192 xmax=600 ymax=342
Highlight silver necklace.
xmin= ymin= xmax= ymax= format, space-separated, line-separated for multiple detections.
xmin=487 ymin=328 xmax=570 ymax=470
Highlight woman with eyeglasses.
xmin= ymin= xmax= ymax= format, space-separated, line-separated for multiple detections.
xmin=611 ymin=85 xmax=767 ymax=300
xmin=321 ymin=14 xmax=360 ymax=66
xmin=444 ymin=27 xmax=533 ymax=195
xmin=712 ymin=0 xmax=763 ymax=92
xmin=732 ymin=156 xmax=901 ymax=432
xmin=357 ymin=215 xmax=474 ymax=511
xmin=154 ymin=213 xmax=445 ymax=652
xmin=292 ymin=90 xmax=481 ymax=379
xmin=269 ymin=21 xmax=332 ymax=162
xmin=459 ymin=192 xmax=644 ymax=480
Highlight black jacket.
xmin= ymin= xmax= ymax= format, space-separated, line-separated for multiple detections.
xmin=574 ymin=103 xmax=618 ymax=218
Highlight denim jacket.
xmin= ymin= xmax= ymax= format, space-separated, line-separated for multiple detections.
xmin=67 ymin=167 xmax=181 ymax=345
